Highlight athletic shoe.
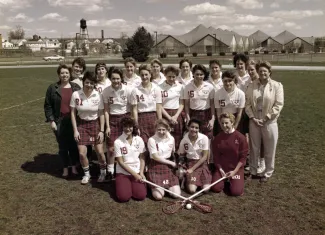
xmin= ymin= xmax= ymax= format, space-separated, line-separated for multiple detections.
xmin=260 ymin=176 xmax=269 ymax=183
xmin=107 ymin=172 xmax=115 ymax=181
xmin=257 ymin=158 xmax=266 ymax=174
xmin=81 ymin=175 xmax=90 ymax=185
xmin=97 ymin=172 xmax=106 ymax=183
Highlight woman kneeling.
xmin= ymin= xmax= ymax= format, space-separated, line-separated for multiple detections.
xmin=147 ymin=119 xmax=180 ymax=200
xmin=114 ymin=117 xmax=147 ymax=202
xmin=178 ymin=119 xmax=212 ymax=194
xmin=211 ymin=113 xmax=248 ymax=196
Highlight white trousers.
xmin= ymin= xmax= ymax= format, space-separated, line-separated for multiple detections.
xmin=249 ymin=120 xmax=278 ymax=178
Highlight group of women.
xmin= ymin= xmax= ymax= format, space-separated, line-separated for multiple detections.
xmin=44 ymin=54 xmax=284 ymax=202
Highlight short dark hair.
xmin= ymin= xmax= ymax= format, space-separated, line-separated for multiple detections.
xmin=188 ymin=118 xmax=201 ymax=128
xmin=56 ymin=64 xmax=71 ymax=76
xmin=72 ymin=57 xmax=86 ymax=72
xmin=233 ymin=53 xmax=249 ymax=68
xmin=108 ymin=67 xmax=124 ymax=83
xmin=121 ymin=117 xmax=138 ymax=136
xmin=164 ymin=65 xmax=179 ymax=76
xmin=222 ymin=70 xmax=238 ymax=84
xmin=95 ymin=63 xmax=108 ymax=76
xmin=209 ymin=59 xmax=222 ymax=68
xmin=179 ymin=58 xmax=192 ymax=69
xmin=82 ymin=71 xmax=97 ymax=83
xmin=192 ymin=64 xmax=208 ymax=75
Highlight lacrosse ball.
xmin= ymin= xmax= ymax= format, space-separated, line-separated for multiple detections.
xmin=186 ymin=203 xmax=192 ymax=210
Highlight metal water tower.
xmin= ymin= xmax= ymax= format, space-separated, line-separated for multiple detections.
xmin=79 ymin=18 xmax=89 ymax=39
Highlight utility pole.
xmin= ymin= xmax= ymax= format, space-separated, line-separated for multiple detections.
xmin=213 ymin=33 xmax=217 ymax=55
xmin=154 ymin=31 xmax=158 ymax=58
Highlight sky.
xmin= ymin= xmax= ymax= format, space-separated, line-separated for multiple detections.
xmin=0 ymin=0 xmax=324 ymax=39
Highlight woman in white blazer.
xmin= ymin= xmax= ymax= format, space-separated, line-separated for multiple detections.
xmin=245 ymin=61 xmax=284 ymax=182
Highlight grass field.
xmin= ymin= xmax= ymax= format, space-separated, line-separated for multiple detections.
xmin=0 ymin=68 xmax=324 ymax=235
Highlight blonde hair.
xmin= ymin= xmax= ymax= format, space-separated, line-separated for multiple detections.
xmin=219 ymin=113 xmax=235 ymax=124
xmin=150 ymin=59 xmax=163 ymax=71
xmin=139 ymin=64 xmax=152 ymax=74
xmin=124 ymin=57 xmax=137 ymax=67
xmin=155 ymin=119 xmax=171 ymax=132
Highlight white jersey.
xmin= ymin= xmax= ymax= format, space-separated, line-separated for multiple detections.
xmin=71 ymin=76 xmax=83 ymax=88
xmin=207 ymin=74 xmax=223 ymax=91
xmin=178 ymin=133 xmax=209 ymax=160
xmin=96 ymin=78 xmax=111 ymax=94
xmin=148 ymin=133 xmax=175 ymax=159
xmin=102 ymin=84 xmax=137 ymax=115
xmin=124 ymin=74 xmax=142 ymax=88
xmin=114 ymin=133 xmax=146 ymax=175
xmin=214 ymin=86 xmax=245 ymax=114
xmin=237 ymin=72 xmax=251 ymax=92
xmin=70 ymin=89 xmax=104 ymax=121
xmin=135 ymin=83 xmax=162 ymax=113
xmin=152 ymin=72 xmax=166 ymax=85
xmin=176 ymin=74 xmax=193 ymax=86
xmin=184 ymin=81 xmax=215 ymax=110
xmin=159 ymin=81 xmax=184 ymax=109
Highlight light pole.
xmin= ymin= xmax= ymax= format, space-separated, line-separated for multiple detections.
xmin=75 ymin=33 xmax=80 ymax=56
xmin=213 ymin=33 xmax=217 ymax=55
xmin=154 ymin=31 xmax=158 ymax=58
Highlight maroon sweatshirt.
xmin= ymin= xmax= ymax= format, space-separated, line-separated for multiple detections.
xmin=212 ymin=130 xmax=248 ymax=172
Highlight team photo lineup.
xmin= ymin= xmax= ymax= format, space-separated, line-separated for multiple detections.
xmin=44 ymin=54 xmax=284 ymax=208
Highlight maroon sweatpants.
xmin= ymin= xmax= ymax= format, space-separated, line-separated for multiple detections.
xmin=115 ymin=173 xmax=147 ymax=202
xmin=211 ymin=169 xmax=244 ymax=196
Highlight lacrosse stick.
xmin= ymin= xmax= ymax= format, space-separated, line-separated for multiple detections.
xmin=144 ymin=179 xmax=187 ymax=214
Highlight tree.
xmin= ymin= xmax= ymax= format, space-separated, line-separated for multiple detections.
xmin=123 ymin=27 xmax=154 ymax=62
xmin=8 ymin=25 xmax=25 ymax=40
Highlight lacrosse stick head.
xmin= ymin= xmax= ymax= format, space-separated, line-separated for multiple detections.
xmin=189 ymin=201 xmax=213 ymax=214
xmin=162 ymin=201 xmax=185 ymax=214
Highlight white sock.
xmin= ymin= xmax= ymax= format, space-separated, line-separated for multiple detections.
xmin=107 ymin=164 xmax=114 ymax=174
xmin=83 ymin=166 xmax=90 ymax=177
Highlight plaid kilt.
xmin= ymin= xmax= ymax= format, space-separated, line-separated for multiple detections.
xmin=107 ymin=113 xmax=130 ymax=147
xmin=186 ymin=159 xmax=212 ymax=187
xmin=138 ymin=112 xmax=157 ymax=144
xmin=147 ymin=160 xmax=179 ymax=188
xmin=77 ymin=118 xmax=99 ymax=146
xmin=190 ymin=109 xmax=213 ymax=139
xmin=165 ymin=109 xmax=184 ymax=150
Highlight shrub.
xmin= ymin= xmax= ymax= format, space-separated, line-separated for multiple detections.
xmin=192 ymin=52 xmax=198 ymax=57
xmin=178 ymin=52 xmax=185 ymax=57
xmin=244 ymin=51 xmax=249 ymax=55
xmin=232 ymin=52 xmax=237 ymax=55
xmin=207 ymin=52 xmax=212 ymax=56
xmin=273 ymin=49 xmax=279 ymax=53
xmin=281 ymin=49 xmax=286 ymax=54
xmin=219 ymin=52 xmax=226 ymax=56
xmin=264 ymin=50 xmax=269 ymax=54
xmin=255 ymin=50 xmax=260 ymax=54
xmin=160 ymin=53 xmax=167 ymax=58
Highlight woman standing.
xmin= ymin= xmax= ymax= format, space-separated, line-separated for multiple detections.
xmin=124 ymin=57 xmax=141 ymax=88
xmin=150 ymin=59 xmax=166 ymax=85
xmin=207 ymin=60 xmax=223 ymax=91
xmin=102 ymin=67 xmax=137 ymax=179
xmin=95 ymin=62 xmax=111 ymax=94
xmin=245 ymin=61 xmax=284 ymax=182
xmin=114 ymin=117 xmax=147 ymax=202
xmin=135 ymin=65 xmax=162 ymax=144
xmin=214 ymin=71 xmax=245 ymax=135
xmin=177 ymin=59 xmax=193 ymax=86
xmin=233 ymin=53 xmax=250 ymax=92
xmin=178 ymin=119 xmax=212 ymax=194
xmin=71 ymin=57 xmax=86 ymax=88
xmin=147 ymin=119 xmax=180 ymax=200
xmin=70 ymin=71 xmax=107 ymax=184
xmin=184 ymin=64 xmax=215 ymax=139
xmin=44 ymin=64 xmax=80 ymax=178
xmin=211 ymin=113 xmax=248 ymax=196
xmin=159 ymin=65 xmax=184 ymax=150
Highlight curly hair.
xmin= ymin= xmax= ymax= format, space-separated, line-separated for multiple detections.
xmin=121 ymin=117 xmax=138 ymax=136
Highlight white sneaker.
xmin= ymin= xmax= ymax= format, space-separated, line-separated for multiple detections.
xmin=81 ymin=175 xmax=91 ymax=185
xmin=97 ymin=172 xmax=106 ymax=183
xmin=257 ymin=158 xmax=266 ymax=174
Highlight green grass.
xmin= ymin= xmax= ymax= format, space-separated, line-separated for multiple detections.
xmin=0 ymin=68 xmax=324 ymax=235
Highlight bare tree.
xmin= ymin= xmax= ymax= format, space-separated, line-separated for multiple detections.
xmin=8 ymin=25 xmax=25 ymax=40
